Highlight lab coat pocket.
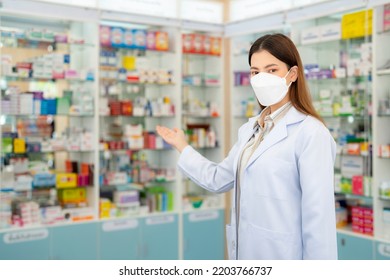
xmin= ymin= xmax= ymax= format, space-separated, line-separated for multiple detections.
xmin=225 ymin=224 xmax=236 ymax=260
xmin=243 ymin=223 xmax=300 ymax=260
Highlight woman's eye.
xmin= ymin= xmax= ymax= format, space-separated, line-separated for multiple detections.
xmin=268 ymin=69 xmax=277 ymax=73
xmin=250 ymin=71 xmax=259 ymax=76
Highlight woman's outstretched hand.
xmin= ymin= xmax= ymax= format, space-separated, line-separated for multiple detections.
xmin=156 ymin=125 xmax=189 ymax=153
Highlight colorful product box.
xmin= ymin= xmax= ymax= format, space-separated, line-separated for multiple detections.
xmin=100 ymin=198 xmax=112 ymax=218
xmin=77 ymin=174 xmax=90 ymax=187
xmin=146 ymin=31 xmax=156 ymax=50
xmin=155 ymin=31 xmax=169 ymax=51
xmin=203 ymin=35 xmax=212 ymax=55
xmin=133 ymin=29 xmax=147 ymax=49
xmin=384 ymin=4 xmax=390 ymax=32
xmin=100 ymin=26 xmax=111 ymax=47
xmin=13 ymin=138 xmax=26 ymax=154
xmin=211 ymin=37 xmax=222 ymax=56
xmin=40 ymin=99 xmax=57 ymax=115
xmin=114 ymin=190 xmax=140 ymax=207
xmin=56 ymin=173 xmax=78 ymax=188
xmin=33 ymin=173 xmax=56 ymax=188
xmin=122 ymin=56 xmax=136 ymax=70
xmin=57 ymin=188 xmax=86 ymax=204
xmin=182 ymin=33 xmax=194 ymax=53
xmin=41 ymin=206 xmax=63 ymax=225
xmin=111 ymin=27 xmax=124 ymax=48
xmin=379 ymin=144 xmax=390 ymax=158
xmin=352 ymin=175 xmax=364 ymax=195
xmin=14 ymin=175 xmax=33 ymax=191
xmin=193 ymin=34 xmax=204 ymax=54
xmin=123 ymin=28 xmax=134 ymax=48
xmin=121 ymin=100 xmax=132 ymax=115
xmin=127 ymin=135 xmax=144 ymax=150
xmin=56 ymin=97 xmax=70 ymax=115
xmin=105 ymin=172 xmax=128 ymax=185
xmin=2 ymin=138 xmax=13 ymax=154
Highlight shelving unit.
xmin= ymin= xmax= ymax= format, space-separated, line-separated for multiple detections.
xmin=0 ymin=4 xmax=227 ymax=258
xmin=373 ymin=4 xmax=390 ymax=245
xmin=291 ymin=10 xmax=375 ymax=249
xmin=95 ymin=21 xmax=182 ymax=259
xmin=181 ymin=32 xmax=225 ymax=209
xmin=180 ymin=31 xmax=226 ymax=259
xmin=0 ymin=12 xmax=100 ymax=231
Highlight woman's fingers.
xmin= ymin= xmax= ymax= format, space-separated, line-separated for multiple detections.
xmin=156 ymin=126 xmax=188 ymax=153
xmin=156 ymin=125 xmax=175 ymax=140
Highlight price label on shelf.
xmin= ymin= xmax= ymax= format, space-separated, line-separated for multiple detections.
xmin=3 ymin=229 xmax=49 ymax=244
xmin=189 ymin=210 xmax=219 ymax=222
xmin=145 ymin=215 xmax=175 ymax=225
xmin=102 ymin=219 xmax=139 ymax=232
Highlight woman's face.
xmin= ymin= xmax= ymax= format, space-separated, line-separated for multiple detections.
xmin=250 ymin=50 xmax=297 ymax=84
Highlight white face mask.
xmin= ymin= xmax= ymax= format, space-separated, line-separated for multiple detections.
xmin=250 ymin=69 xmax=293 ymax=106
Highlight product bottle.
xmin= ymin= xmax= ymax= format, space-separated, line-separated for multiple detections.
xmin=332 ymin=96 xmax=340 ymax=116
xmin=207 ymin=127 xmax=216 ymax=147
xmin=246 ymin=98 xmax=255 ymax=117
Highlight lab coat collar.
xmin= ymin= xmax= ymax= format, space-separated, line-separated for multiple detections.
xmin=245 ymin=106 xmax=307 ymax=170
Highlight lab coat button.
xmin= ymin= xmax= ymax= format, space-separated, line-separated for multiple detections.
xmin=232 ymin=241 xmax=236 ymax=248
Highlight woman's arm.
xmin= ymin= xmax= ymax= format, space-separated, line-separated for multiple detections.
xmin=297 ymin=124 xmax=338 ymax=260
xmin=156 ymin=125 xmax=242 ymax=193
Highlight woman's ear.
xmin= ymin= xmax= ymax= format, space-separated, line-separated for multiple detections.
xmin=290 ymin=66 xmax=298 ymax=82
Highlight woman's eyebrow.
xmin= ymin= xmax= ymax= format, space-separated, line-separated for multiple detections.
xmin=250 ymin=64 xmax=278 ymax=70
xmin=264 ymin=63 xmax=278 ymax=69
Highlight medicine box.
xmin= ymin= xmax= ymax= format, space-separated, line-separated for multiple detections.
xmin=57 ymin=188 xmax=86 ymax=204
xmin=33 ymin=173 xmax=56 ymax=188
xmin=56 ymin=173 xmax=77 ymax=188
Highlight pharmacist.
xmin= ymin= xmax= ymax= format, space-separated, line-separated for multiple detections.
xmin=157 ymin=33 xmax=337 ymax=260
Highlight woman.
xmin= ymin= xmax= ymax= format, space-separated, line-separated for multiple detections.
xmin=156 ymin=33 xmax=337 ymax=260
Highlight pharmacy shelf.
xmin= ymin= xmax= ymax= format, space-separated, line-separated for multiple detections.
xmin=337 ymin=225 xmax=375 ymax=241
xmin=99 ymin=115 xmax=175 ymax=118
xmin=100 ymin=184 xmax=144 ymax=191
xmin=1 ymin=114 xmax=94 ymax=118
xmin=335 ymin=192 xmax=373 ymax=200
xmin=183 ymin=205 xmax=226 ymax=214
xmin=376 ymin=69 xmax=390 ymax=75
xmin=182 ymin=84 xmax=220 ymax=88
xmin=99 ymin=148 xmax=173 ymax=153
xmin=99 ymin=79 xmax=175 ymax=86
xmin=1 ymin=150 xmax=95 ymax=155
xmin=100 ymin=46 xmax=175 ymax=55
xmin=182 ymin=114 xmax=220 ymax=118
xmin=0 ymin=37 xmax=95 ymax=48
xmin=1 ymin=76 xmax=93 ymax=82
xmin=306 ymin=75 xmax=370 ymax=82
xmin=182 ymin=53 xmax=221 ymax=58
xmin=0 ymin=215 xmax=98 ymax=234
xmin=99 ymin=210 xmax=180 ymax=222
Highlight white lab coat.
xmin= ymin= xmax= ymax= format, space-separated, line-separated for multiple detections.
xmin=178 ymin=106 xmax=338 ymax=260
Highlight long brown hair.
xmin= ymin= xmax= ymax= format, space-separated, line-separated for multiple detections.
xmin=249 ymin=33 xmax=323 ymax=123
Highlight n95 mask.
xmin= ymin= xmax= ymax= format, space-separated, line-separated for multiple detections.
xmin=250 ymin=70 xmax=292 ymax=106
